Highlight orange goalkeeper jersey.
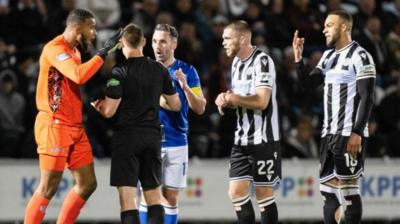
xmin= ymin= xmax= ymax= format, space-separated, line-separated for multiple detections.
xmin=36 ymin=35 xmax=104 ymax=126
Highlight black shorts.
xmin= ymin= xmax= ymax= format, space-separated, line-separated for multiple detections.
xmin=229 ymin=141 xmax=281 ymax=186
xmin=110 ymin=127 xmax=162 ymax=188
xmin=319 ymin=134 xmax=367 ymax=183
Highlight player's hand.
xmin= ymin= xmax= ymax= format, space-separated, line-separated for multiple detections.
xmin=224 ymin=90 xmax=234 ymax=106
xmin=292 ymin=30 xmax=305 ymax=63
xmin=175 ymin=69 xmax=189 ymax=90
xmin=347 ymin=132 xmax=362 ymax=158
xmin=215 ymin=92 xmax=227 ymax=115
xmin=90 ymin=99 xmax=102 ymax=112
xmin=96 ymin=28 xmax=123 ymax=59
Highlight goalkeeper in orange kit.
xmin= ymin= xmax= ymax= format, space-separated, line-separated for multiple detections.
xmin=24 ymin=8 xmax=122 ymax=224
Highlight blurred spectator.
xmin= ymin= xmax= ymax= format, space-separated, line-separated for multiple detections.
xmin=203 ymin=15 xmax=228 ymax=68
xmin=188 ymin=106 xmax=215 ymax=158
xmin=172 ymin=0 xmax=211 ymax=45
xmin=353 ymin=0 xmax=381 ymax=37
xmin=253 ymin=32 xmax=269 ymax=55
xmin=277 ymin=47 xmax=323 ymax=127
xmin=277 ymin=47 xmax=302 ymax=128
xmin=325 ymin=0 xmax=344 ymax=12
xmin=206 ymin=48 xmax=232 ymax=103
xmin=378 ymin=77 xmax=400 ymax=157
xmin=219 ymin=0 xmax=248 ymax=18
xmin=12 ymin=52 xmax=37 ymax=132
xmin=8 ymin=0 xmax=47 ymax=54
xmin=76 ymin=0 xmax=120 ymax=29
xmin=46 ymin=0 xmax=76 ymax=37
xmin=357 ymin=16 xmax=390 ymax=84
xmin=173 ymin=0 xmax=196 ymax=26
xmin=283 ymin=115 xmax=318 ymax=158
xmin=155 ymin=10 xmax=175 ymax=25
xmin=320 ymin=0 xmax=359 ymax=15
xmin=366 ymin=113 xmax=387 ymax=157
xmin=198 ymin=0 xmax=220 ymax=23
xmin=265 ymin=0 xmax=293 ymax=50
xmin=132 ymin=0 xmax=158 ymax=36
xmin=384 ymin=0 xmax=400 ymax=19
xmin=386 ymin=18 xmax=400 ymax=77
xmin=175 ymin=20 xmax=204 ymax=73
xmin=132 ymin=0 xmax=159 ymax=57
xmin=0 ymin=0 xmax=11 ymax=42
xmin=287 ymin=0 xmax=325 ymax=50
xmin=239 ymin=0 xmax=267 ymax=28
xmin=0 ymin=38 xmax=16 ymax=70
xmin=0 ymin=70 xmax=25 ymax=157
xmin=206 ymin=48 xmax=234 ymax=158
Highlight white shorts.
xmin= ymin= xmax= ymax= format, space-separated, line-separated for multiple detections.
xmin=161 ymin=145 xmax=188 ymax=189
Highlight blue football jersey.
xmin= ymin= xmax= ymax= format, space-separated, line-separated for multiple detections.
xmin=160 ymin=59 xmax=201 ymax=147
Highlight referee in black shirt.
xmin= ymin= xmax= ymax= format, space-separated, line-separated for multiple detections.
xmin=92 ymin=23 xmax=181 ymax=224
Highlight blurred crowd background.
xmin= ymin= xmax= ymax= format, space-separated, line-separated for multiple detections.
xmin=0 ymin=0 xmax=399 ymax=160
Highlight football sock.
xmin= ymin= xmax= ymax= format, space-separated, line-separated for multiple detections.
xmin=139 ymin=202 xmax=148 ymax=224
xmin=341 ymin=185 xmax=362 ymax=224
xmin=24 ymin=192 xmax=49 ymax=224
xmin=56 ymin=189 xmax=86 ymax=224
xmin=163 ymin=204 xmax=178 ymax=224
xmin=232 ymin=194 xmax=255 ymax=224
xmin=258 ymin=196 xmax=278 ymax=224
xmin=320 ymin=184 xmax=342 ymax=224
xmin=148 ymin=204 xmax=164 ymax=224
xmin=121 ymin=209 xmax=139 ymax=224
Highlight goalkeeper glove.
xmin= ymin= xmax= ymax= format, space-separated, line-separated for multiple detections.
xmin=96 ymin=28 xmax=123 ymax=59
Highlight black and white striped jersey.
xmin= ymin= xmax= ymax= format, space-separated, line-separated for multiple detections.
xmin=316 ymin=41 xmax=376 ymax=137
xmin=230 ymin=47 xmax=280 ymax=146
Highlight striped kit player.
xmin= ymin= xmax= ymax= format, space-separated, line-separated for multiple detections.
xmin=229 ymin=47 xmax=281 ymax=186
xmin=231 ymin=49 xmax=281 ymax=147
xmin=316 ymin=41 xmax=375 ymax=182
xmin=216 ymin=20 xmax=281 ymax=224
xmin=293 ymin=10 xmax=375 ymax=224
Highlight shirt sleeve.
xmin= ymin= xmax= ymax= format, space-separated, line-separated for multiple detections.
xmin=162 ymin=67 xmax=177 ymax=96
xmin=295 ymin=60 xmax=324 ymax=88
xmin=186 ymin=65 xmax=203 ymax=96
xmin=254 ymin=55 xmax=275 ymax=88
xmin=351 ymin=49 xmax=376 ymax=136
xmin=105 ymin=66 xmax=124 ymax=99
xmin=45 ymin=44 xmax=104 ymax=85
xmin=353 ymin=50 xmax=376 ymax=80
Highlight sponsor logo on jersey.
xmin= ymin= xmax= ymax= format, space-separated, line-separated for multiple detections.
xmin=56 ymin=53 xmax=71 ymax=61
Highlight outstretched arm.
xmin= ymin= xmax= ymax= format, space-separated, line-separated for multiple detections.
xmin=292 ymin=30 xmax=324 ymax=88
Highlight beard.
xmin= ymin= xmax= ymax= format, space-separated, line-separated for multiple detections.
xmin=78 ymin=34 xmax=92 ymax=53
xmin=326 ymin=33 xmax=339 ymax=48
xmin=226 ymin=46 xmax=239 ymax=58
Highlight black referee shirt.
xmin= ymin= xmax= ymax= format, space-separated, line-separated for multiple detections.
xmin=105 ymin=56 xmax=176 ymax=128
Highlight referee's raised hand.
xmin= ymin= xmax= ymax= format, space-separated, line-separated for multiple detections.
xmin=292 ymin=30 xmax=305 ymax=63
